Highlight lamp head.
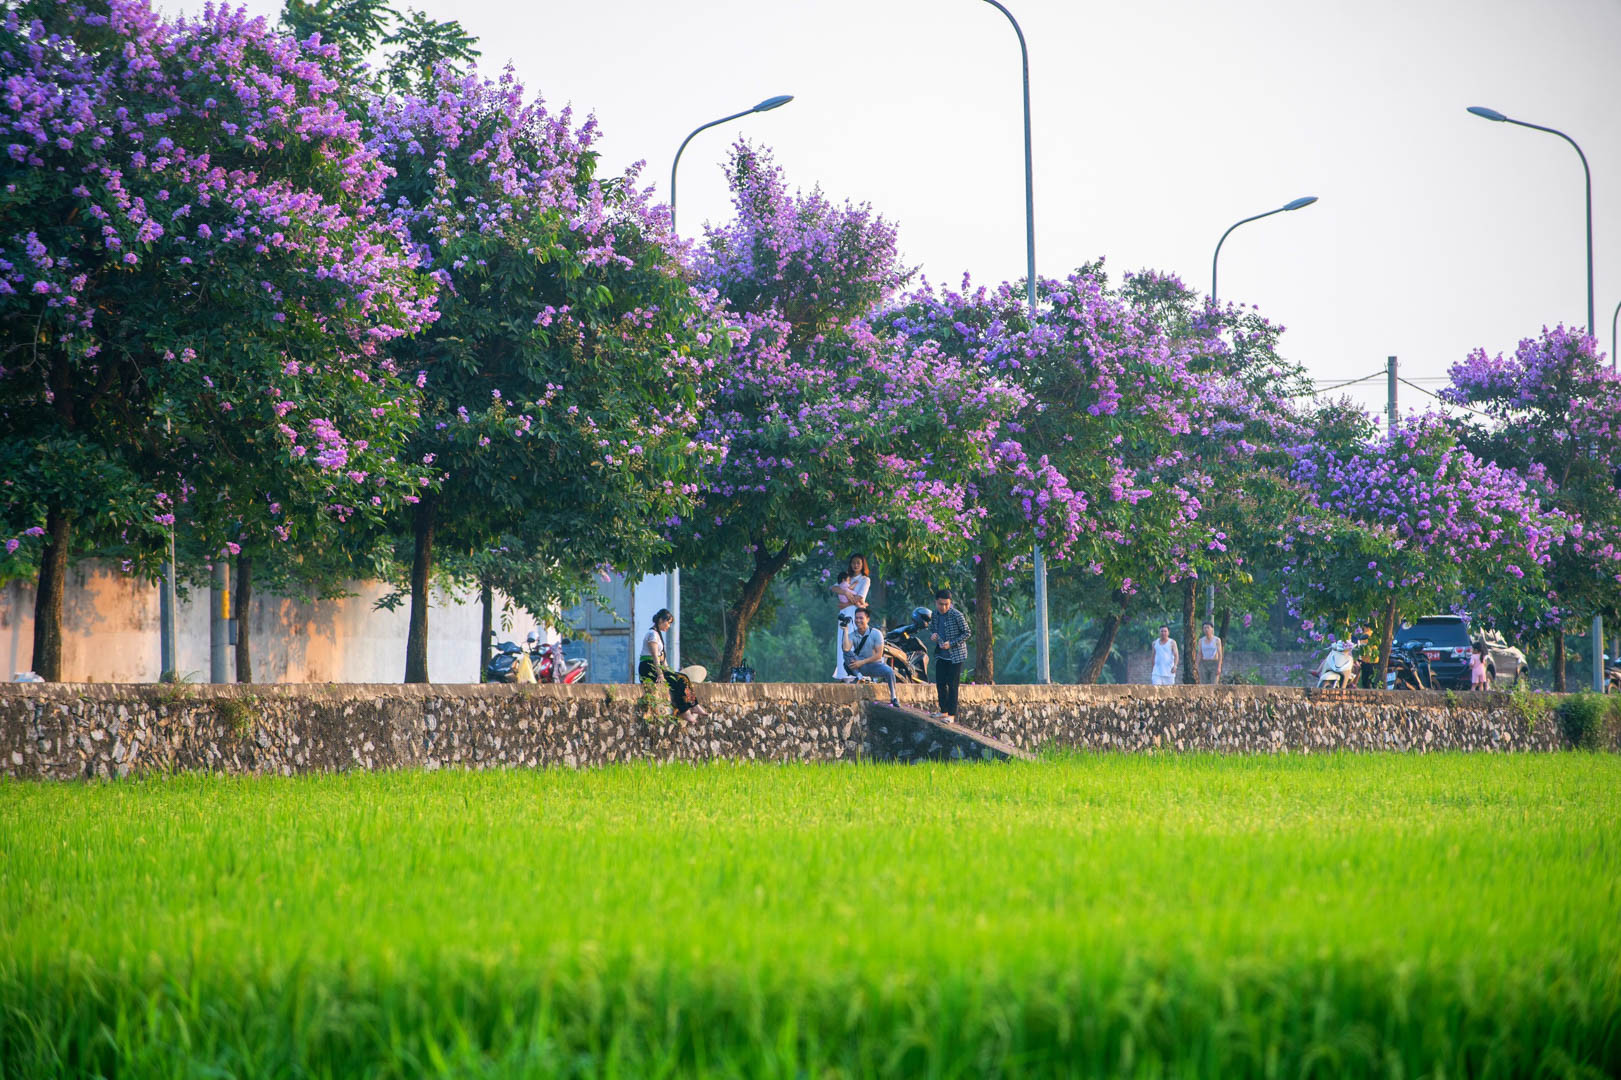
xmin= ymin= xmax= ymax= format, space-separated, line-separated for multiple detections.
xmin=753 ymin=94 xmax=794 ymax=112
xmin=1467 ymin=106 xmax=1508 ymax=122
xmin=1282 ymin=196 xmax=1318 ymax=211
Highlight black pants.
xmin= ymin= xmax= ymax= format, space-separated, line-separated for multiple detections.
xmin=638 ymin=659 xmax=696 ymax=714
xmin=935 ymin=658 xmax=963 ymax=717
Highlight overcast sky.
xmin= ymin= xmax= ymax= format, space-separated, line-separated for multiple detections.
xmin=215 ymin=0 xmax=1621 ymax=422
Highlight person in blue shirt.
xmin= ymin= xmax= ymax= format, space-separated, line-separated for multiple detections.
xmin=842 ymin=606 xmax=899 ymax=707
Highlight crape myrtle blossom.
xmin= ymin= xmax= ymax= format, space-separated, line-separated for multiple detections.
xmin=672 ymin=143 xmax=1022 ymax=673
xmin=0 ymin=0 xmax=440 ymax=678
xmin=1280 ymin=414 xmax=1560 ymax=650
xmin=879 ymin=265 xmax=1210 ymax=679
xmin=1439 ymin=325 xmax=1621 ymax=680
xmin=365 ymin=66 xmax=732 ymax=680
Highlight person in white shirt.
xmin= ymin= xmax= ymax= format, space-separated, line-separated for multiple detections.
xmin=831 ymin=553 xmax=871 ymax=681
xmin=1150 ymin=624 xmax=1179 ymax=686
xmin=1197 ymin=622 xmax=1223 ymax=685
xmin=638 ymin=609 xmax=705 ymax=718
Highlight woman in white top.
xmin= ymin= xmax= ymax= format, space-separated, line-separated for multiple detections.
xmin=831 ymin=553 xmax=872 ymax=681
xmin=638 ymin=609 xmax=705 ymax=718
xmin=1197 ymin=622 xmax=1223 ymax=685
xmin=1150 ymin=624 xmax=1179 ymax=686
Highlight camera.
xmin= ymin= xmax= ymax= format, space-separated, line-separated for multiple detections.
xmin=838 ymin=614 xmax=852 ymax=627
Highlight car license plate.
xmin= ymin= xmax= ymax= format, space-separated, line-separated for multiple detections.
xmin=1425 ymin=651 xmax=1443 ymax=661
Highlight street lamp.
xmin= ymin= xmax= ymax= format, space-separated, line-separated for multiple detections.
xmin=1468 ymin=105 xmax=1603 ymax=691
xmin=670 ymin=95 xmax=793 ymax=232
xmin=1204 ymin=196 xmax=1316 ymax=631
xmin=666 ymin=93 xmax=793 ymax=670
xmin=1210 ymin=195 xmax=1318 ymax=305
xmin=981 ymin=0 xmax=1050 ymax=683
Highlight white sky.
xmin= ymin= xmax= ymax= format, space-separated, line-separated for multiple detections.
xmin=216 ymin=0 xmax=1621 ymax=423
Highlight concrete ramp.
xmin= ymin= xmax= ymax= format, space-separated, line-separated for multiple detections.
xmin=864 ymin=701 xmax=1034 ymax=763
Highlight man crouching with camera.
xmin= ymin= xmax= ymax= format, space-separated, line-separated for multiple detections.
xmin=841 ymin=607 xmax=899 ymax=708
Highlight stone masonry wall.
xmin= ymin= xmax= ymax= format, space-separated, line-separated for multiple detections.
xmin=0 ymin=681 xmax=1608 ymax=782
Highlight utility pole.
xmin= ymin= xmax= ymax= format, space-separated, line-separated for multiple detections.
xmin=1386 ymin=356 xmax=1398 ymax=433
xmin=210 ymin=558 xmax=230 ymax=683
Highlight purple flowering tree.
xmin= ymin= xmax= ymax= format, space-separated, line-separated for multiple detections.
xmin=673 ymin=144 xmax=1027 ymax=674
xmin=1282 ymin=415 xmax=1560 ymax=683
xmin=366 ymin=70 xmax=732 ymax=682
xmin=884 ymin=266 xmax=1204 ymax=682
xmin=0 ymin=0 xmax=436 ymax=680
xmin=1440 ymin=327 xmax=1621 ymax=689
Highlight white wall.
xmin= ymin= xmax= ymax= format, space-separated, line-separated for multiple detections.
xmin=2 ymin=561 xmax=487 ymax=683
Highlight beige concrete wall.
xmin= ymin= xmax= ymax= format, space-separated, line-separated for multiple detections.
xmin=1 ymin=561 xmax=486 ymax=683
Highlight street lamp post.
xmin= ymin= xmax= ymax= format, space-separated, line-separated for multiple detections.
xmin=1205 ymin=195 xmax=1317 ymax=629
xmin=666 ymin=93 xmax=792 ymax=671
xmin=982 ymin=0 xmax=1049 ymax=683
xmin=1210 ymin=196 xmax=1318 ymax=307
xmin=1469 ymin=105 xmax=1603 ymax=692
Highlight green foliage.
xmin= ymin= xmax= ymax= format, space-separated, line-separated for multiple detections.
xmin=1 ymin=757 xmax=1618 ymax=1076
xmin=1556 ymin=692 xmax=1620 ymax=750
xmin=1507 ymin=683 xmax=1552 ymax=729
xmin=213 ymin=695 xmax=259 ymax=737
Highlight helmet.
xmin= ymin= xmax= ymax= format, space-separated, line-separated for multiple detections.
xmin=526 ymin=630 xmax=540 ymax=644
xmin=911 ymin=606 xmax=933 ymax=627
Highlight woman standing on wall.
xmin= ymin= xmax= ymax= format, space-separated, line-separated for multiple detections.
xmin=640 ymin=609 xmax=705 ymax=718
xmin=831 ymin=554 xmax=872 ymax=682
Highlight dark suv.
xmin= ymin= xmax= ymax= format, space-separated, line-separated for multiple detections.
xmin=1390 ymin=616 xmax=1474 ymax=690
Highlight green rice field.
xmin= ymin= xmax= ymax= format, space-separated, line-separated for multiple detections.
xmin=1 ymin=754 xmax=1618 ymax=1077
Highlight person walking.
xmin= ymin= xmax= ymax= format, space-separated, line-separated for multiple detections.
xmin=842 ymin=607 xmax=899 ymax=707
xmin=831 ymin=554 xmax=871 ymax=682
xmin=928 ymin=588 xmax=970 ymax=722
xmin=639 ymin=609 xmax=705 ymax=719
xmin=1150 ymin=625 xmax=1179 ymax=686
xmin=1470 ymin=641 xmax=1490 ymax=691
xmin=1197 ymin=622 xmax=1223 ymax=685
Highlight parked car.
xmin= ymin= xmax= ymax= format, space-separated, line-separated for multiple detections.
xmin=1387 ymin=616 xmax=1473 ymax=690
xmin=1477 ymin=629 xmax=1529 ymax=688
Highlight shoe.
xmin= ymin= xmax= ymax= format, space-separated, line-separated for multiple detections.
xmin=889 ymin=698 xmax=900 ymax=708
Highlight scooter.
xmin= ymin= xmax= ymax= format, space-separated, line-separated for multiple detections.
xmin=1314 ymin=639 xmax=1359 ymax=688
xmin=486 ymin=635 xmax=588 ymax=684
xmin=1387 ymin=642 xmax=1435 ymax=691
xmin=532 ymin=639 xmax=589 ymax=684
xmin=882 ymin=607 xmax=932 ymax=683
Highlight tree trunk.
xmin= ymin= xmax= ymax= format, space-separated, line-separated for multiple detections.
xmin=1080 ymin=594 xmax=1128 ymax=684
xmin=234 ymin=554 xmax=253 ymax=683
xmin=1218 ymin=606 xmax=1231 ymax=644
xmin=31 ymin=505 xmax=70 ymax=682
xmin=1374 ymin=597 xmax=1398 ymax=687
xmin=1181 ymin=577 xmax=1198 ymax=683
xmin=720 ymin=541 xmax=793 ymax=675
xmin=479 ymin=577 xmax=493 ymax=681
xmin=973 ymin=554 xmax=996 ymax=684
xmin=404 ymin=495 xmax=436 ymax=684
xmin=1552 ymin=632 xmax=1566 ymax=693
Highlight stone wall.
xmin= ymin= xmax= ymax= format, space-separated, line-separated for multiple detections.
xmin=0 ymin=681 xmax=1608 ymax=781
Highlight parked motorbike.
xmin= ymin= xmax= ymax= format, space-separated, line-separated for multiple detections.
xmin=1314 ymin=639 xmax=1360 ymax=688
xmin=485 ymin=635 xmax=588 ymax=684
xmin=882 ymin=606 xmax=932 ymax=683
xmin=1606 ymin=654 xmax=1621 ymax=694
xmin=1387 ymin=642 xmax=1436 ymax=691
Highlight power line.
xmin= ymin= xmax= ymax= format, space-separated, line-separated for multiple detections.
xmin=1396 ymin=377 xmax=1497 ymax=421
xmin=1295 ymin=369 xmax=1386 ymax=396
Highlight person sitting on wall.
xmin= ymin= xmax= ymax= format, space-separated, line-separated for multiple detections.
xmin=842 ymin=606 xmax=899 ymax=708
xmin=639 ymin=609 xmax=705 ymax=719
